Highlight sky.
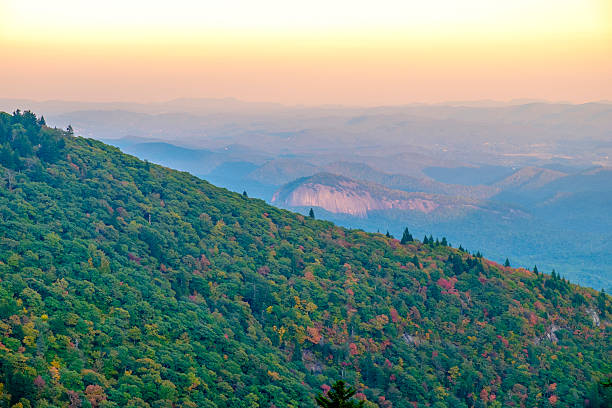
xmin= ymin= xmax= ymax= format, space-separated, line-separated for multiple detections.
xmin=1 ymin=0 xmax=611 ymax=106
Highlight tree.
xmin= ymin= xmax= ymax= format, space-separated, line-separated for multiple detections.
xmin=316 ymin=380 xmax=364 ymax=408
xmin=242 ymin=190 xmax=248 ymax=198
xmin=504 ymin=258 xmax=510 ymax=267
xmin=385 ymin=230 xmax=391 ymax=238
xmin=309 ymin=208 xmax=315 ymax=219
xmin=533 ymin=265 xmax=539 ymax=275
xmin=400 ymin=227 xmax=413 ymax=244
xmin=66 ymin=125 xmax=74 ymax=135
xmin=412 ymin=255 xmax=420 ymax=269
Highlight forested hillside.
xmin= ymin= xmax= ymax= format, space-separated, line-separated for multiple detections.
xmin=0 ymin=111 xmax=610 ymax=407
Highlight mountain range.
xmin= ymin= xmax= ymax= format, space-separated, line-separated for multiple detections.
xmin=0 ymin=110 xmax=610 ymax=407
xmin=1 ymin=99 xmax=610 ymax=287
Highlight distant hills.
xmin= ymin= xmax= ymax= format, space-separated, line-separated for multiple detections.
xmin=0 ymin=110 xmax=610 ymax=407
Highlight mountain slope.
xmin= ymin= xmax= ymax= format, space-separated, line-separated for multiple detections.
xmin=0 ymin=111 xmax=610 ymax=408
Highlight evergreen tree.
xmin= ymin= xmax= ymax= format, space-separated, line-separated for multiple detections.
xmin=66 ymin=125 xmax=74 ymax=135
xmin=504 ymin=258 xmax=511 ymax=267
xmin=309 ymin=208 xmax=315 ymax=219
xmin=412 ymin=255 xmax=420 ymax=269
xmin=315 ymin=380 xmax=364 ymax=408
xmin=533 ymin=265 xmax=539 ymax=275
xmin=400 ymin=227 xmax=413 ymax=244
xmin=441 ymin=237 xmax=448 ymax=246
xmin=385 ymin=230 xmax=391 ymax=238
xmin=242 ymin=190 xmax=248 ymax=198
xmin=598 ymin=289 xmax=607 ymax=313
xmin=423 ymin=235 xmax=429 ymax=245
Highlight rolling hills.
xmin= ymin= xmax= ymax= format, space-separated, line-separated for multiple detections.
xmin=0 ymin=111 xmax=610 ymax=407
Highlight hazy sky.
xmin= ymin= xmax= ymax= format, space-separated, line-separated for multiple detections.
xmin=1 ymin=0 xmax=611 ymax=105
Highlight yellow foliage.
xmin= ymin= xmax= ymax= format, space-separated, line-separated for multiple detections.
xmin=49 ymin=366 xmax=60 ymax=382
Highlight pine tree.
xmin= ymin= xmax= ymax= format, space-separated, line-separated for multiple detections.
xmin=400 ymin=227 xmax=413 ymax=244
xmin=412 ymin=255 xmax=420 ymax=269
xmin=309 ymin=208 xmax=315 ymax=219
xmin=385 ymin=230 xmax=391 ymax=238
xmin=504 ymin=258 xmax=511 ymax=267
xmin=315 ymin=380 xmax=364 ymax=408
xmin=423 ymin=235 xmax=429 ymax=245
xmin=533 ymin=265 xmax=539 ymax=275
xmin=441 ymin=237 xmax=448 ymax=246
xmin=242 ymin=190 xmax=248 ymax=198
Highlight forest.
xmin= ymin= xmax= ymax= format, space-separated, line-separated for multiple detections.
xmin=0 ymin=111 xmax=610 ymax=407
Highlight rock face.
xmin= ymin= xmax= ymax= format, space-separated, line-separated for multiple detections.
xmin=587 ymin=307 xmax=601 ymax=327
xmin=272 ymin=173 xmax=444 ymax=217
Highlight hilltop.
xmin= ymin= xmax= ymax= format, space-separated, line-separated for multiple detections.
xmin=0 ymin=111 xmax=610 ymax=407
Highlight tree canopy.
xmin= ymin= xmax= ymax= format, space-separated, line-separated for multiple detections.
xmin=0 ymin=111 xmax=609 ymax=407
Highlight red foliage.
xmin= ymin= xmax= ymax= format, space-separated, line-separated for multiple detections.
xmin=480 ymin=388 xmax=489 ymax=402
xmin=354 ymin=393 xmax=367 ymax=401
xmin=128 ymin=253 xmax=141 ymax=264
xmin=257 ymin=265 xmax=270 ymax=276
xmin=390 ymin=307 xmax=400 ymax=323
xmin=34 ymin=375 xmax=46 ymax=390
xmin=437 ymin=277 xmax=454 ymax=290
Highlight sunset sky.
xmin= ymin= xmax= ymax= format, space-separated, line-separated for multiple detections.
xmin=1 ymin=0 xmax=611 ymax=105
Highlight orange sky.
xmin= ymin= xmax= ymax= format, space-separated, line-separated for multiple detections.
xmin=1 ymin=0 xmax=611 ymax=105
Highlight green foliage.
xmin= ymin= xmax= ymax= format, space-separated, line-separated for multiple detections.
xmin=0 ymin=111 xmax=609 ymax=407
xmin=316 ymin=380 xmax=364 ymax=408
xmin=0 ymin=110 xmax=66 ymax=172
xmin=400 ymin=227 xmax=413 ymax=245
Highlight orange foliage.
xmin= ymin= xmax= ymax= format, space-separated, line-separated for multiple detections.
xmin=306 ymin=327 xmax=322 ymax=344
